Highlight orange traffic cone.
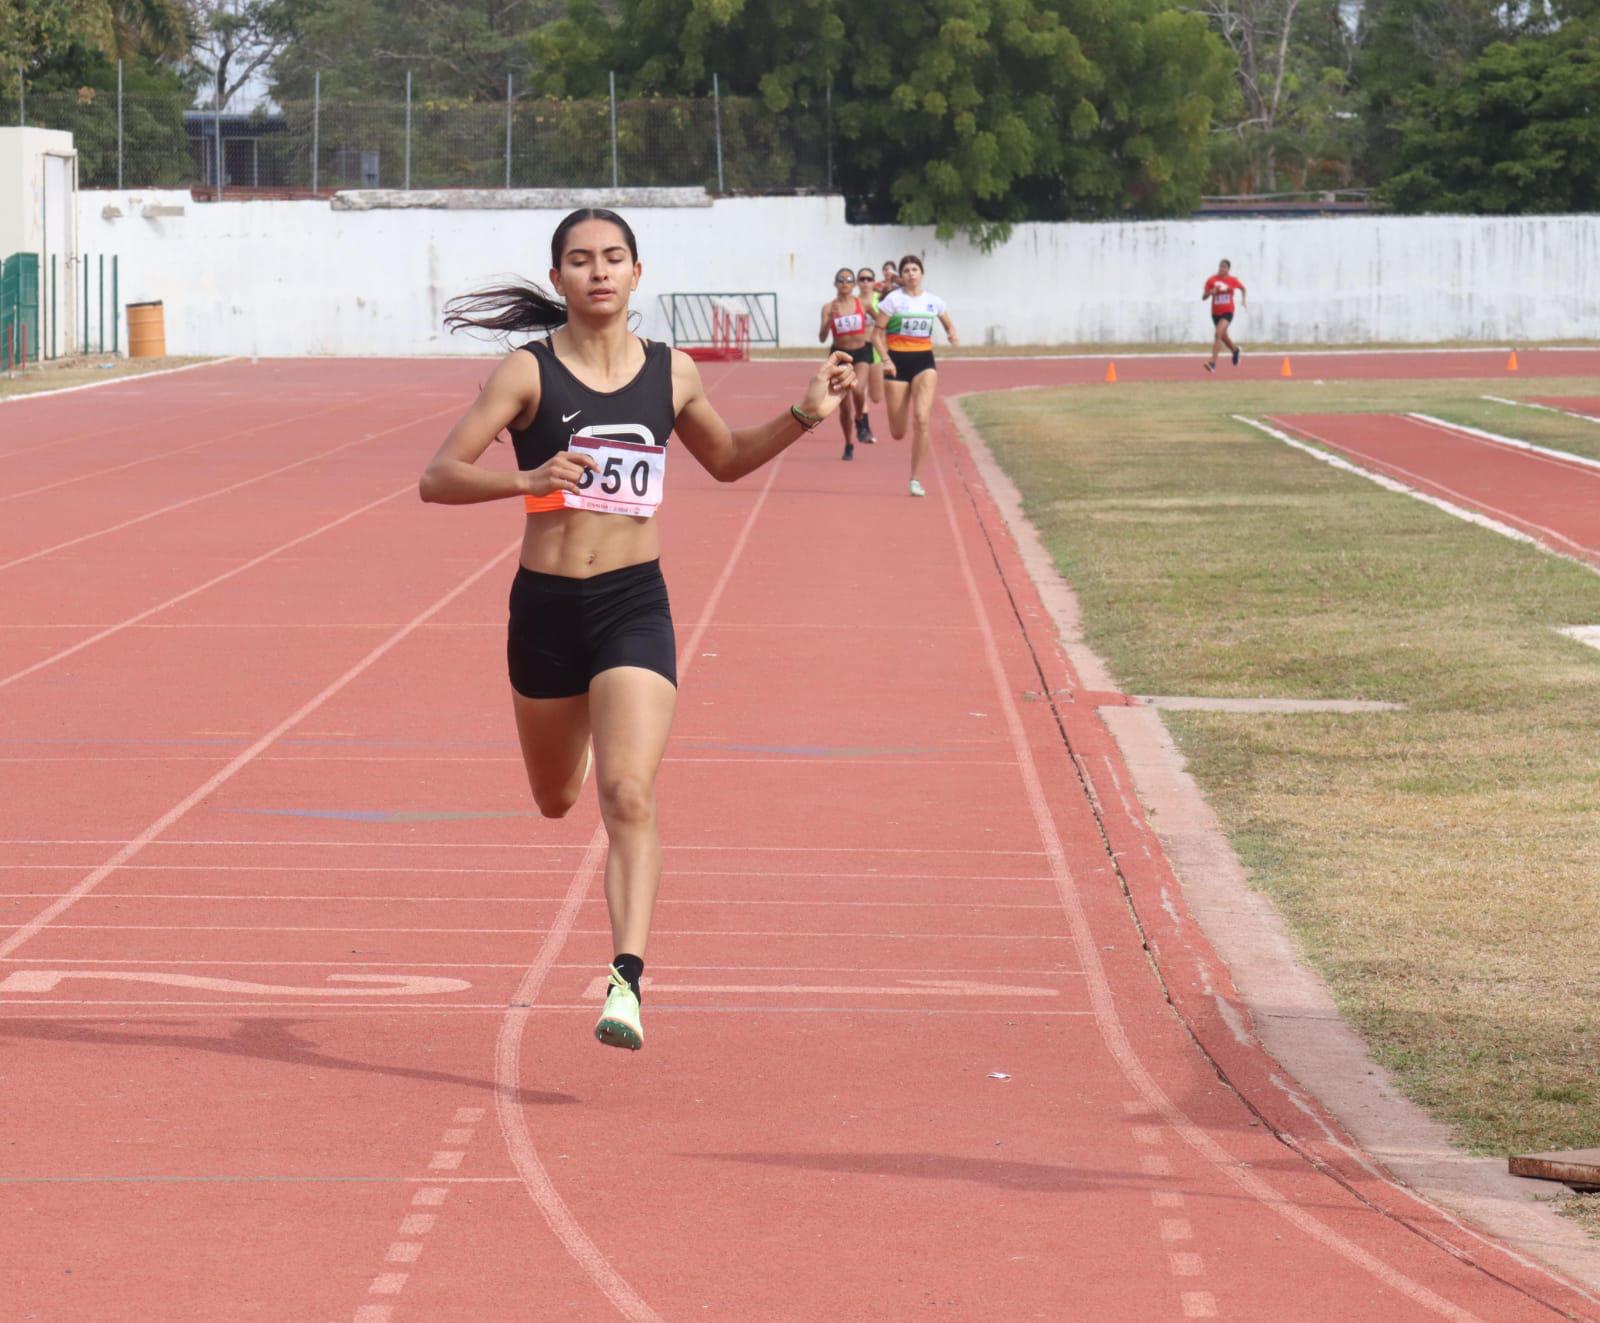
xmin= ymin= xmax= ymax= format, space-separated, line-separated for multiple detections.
xmin=1506 ymin=349 xmax=1519 ymax=372
xmin=1105 ymin=361 xmax=1118 ymax=383
xmin=1280 ymin=356 xmax=1293 ymax=378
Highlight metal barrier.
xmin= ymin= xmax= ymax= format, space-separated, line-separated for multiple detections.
xmin=20 ymin=76 xmax=830 ymax=198
xmin=659 ymin=293 xmax=779 ymax=352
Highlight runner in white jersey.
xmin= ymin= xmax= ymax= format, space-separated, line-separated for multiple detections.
xmin=872 ymin=254 xmax=958 ymax=497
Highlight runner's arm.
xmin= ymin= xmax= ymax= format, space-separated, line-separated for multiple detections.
xmin=819 ymin=302 xmax=833 ymax=344
xmin=872 ymin=308 xmax=895 ymax=376
xmin=419 ymin=350 xmax=595 ymax=504
xmin=1237 ymin=282 xmax=1247 ymax=309
xmin=672 ymin=349 xmax=856 ymax=482
xmin=939 ymin=311 xmax=959 ymax=347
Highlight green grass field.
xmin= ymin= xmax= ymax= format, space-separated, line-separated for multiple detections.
xmin=964 ymin=375 xmax=1600 ymax=1228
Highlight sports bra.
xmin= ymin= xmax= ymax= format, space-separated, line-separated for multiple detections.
xmin=830 ymin=298 xmax=867 ymax=341
xmin=512 ymin=337 xmax=677 ymax=514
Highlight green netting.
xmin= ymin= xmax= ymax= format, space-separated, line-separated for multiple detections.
xmin=2 ymin=253 xmax=41 ymax=368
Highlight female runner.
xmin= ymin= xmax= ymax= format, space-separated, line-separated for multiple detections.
xmin=817 ymin=266 xmax=873 ymax=460
xmin=858 ymin=267 xmax=886 ymax=424
xmin=873 ymin=254 xmax=958 ymax=498
xmin=421 ymin=208 xmax=855 ymax=1050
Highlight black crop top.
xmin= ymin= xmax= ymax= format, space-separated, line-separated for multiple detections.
xmin=511 ymin=336 xmax=676 ymax=478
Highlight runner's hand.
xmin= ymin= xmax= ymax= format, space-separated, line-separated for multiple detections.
xmin=882 ymin=358 xmax=898 ymax=378
xmin=522 ymin=451 xmax=599 ymax=498
xmin=798 ymin=350 xmax=857 ymax=420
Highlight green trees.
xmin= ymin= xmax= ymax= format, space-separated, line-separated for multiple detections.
xmin=523 ymin=0 xmax=1235 ymax=238
xmin=1385 ymin=23 xmax=1600 ymax=213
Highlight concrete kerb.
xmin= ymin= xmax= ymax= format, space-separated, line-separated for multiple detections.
xmin=945 ymin=390 xmax=1600 ymax=1297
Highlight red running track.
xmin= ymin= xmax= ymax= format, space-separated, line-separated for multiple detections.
xmin=1269 ymin=412 xmax=1600 ymax=566
xmin=0 ymin=357 xmax=1595 ymax=1322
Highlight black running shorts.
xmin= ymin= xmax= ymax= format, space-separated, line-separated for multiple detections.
xmin=507 ymin=559 xmax=677 ymax=699
xmin=888 ymin=349 xmax=936 ymax=382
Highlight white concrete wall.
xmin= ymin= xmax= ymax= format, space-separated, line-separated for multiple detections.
xmin=76 ymin=188 xmax=1600 ymax=355
xmin=1 ymin=128 xmax=78 ymax=355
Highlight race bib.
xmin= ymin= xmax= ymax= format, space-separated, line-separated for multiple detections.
xmin=898 ymin=314 xmax=936 ymax=338
xmin=563 ymin=425 xmax=667 ymax=517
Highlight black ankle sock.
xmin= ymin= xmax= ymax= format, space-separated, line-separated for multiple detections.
xmin=613 ymin=953 xmax=644 ymax=1001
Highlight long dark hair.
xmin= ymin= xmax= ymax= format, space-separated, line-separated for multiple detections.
xmin=443 ymin=208 xmax=640 ymax=337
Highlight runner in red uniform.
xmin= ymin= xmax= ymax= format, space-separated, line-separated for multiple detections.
xmin=1202 ymin=259 xmax=1246 ymax=373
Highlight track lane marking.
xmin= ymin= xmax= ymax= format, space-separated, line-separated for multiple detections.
xmin=0 ymin=537 xmax=520 ymax=962
xmin=937 ymin=406 xmax=1491 ymax=1321
xmin=0 ymin=403 xmax=459 ymax=573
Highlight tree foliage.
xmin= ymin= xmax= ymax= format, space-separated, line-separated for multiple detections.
xmin=1383 ymin=22 xmax=1600 ymax=213
xmin=270 ymin=0 xmax=562 ymax=102
xmin=525 ymin=0 xmax=1235 ymax=239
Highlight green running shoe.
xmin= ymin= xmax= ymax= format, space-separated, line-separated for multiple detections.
xmin=594 ymin=968 xmax=643 ymax=1051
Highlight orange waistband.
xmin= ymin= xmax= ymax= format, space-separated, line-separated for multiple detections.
xmin=524 ymin=491 xmax=564 ymax=514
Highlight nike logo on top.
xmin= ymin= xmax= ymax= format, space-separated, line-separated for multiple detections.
xmin=562 ymin=410 xmax=582 ymax=423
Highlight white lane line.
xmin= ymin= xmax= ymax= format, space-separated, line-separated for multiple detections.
xmin=493 ymin=431 xmax=781 ymax=1323
xmin=0 ymin=890 xmax=1058 ymax=907
xmin=413 ymin=1187 xmax=449 ymax=1206
xmin=1407 ymin=412 xmax=1600 ymax=474
xmin=0 ymin=837 xmax=1049 ymax=856
xmin=0 ymin=869 xmax=1053 ymax=885
xmin=427 ymin=1152 xmax=464 ymax=1171
xmin=0 ymin=483 xmax=415 ymax=690
xmin=1169 ymin=1252 xmax=1204 ymax=1277
xmin=0 ymin=1003 xmax=1095 ymax=1016
xmin=0 ymin=957 xmax=1072 ymax=974
xmin=368 ymin=1274 xmax=407 ymax=1295
xmin=0 ymin=389 xmax=394 ymax=502
xmin=17 ymin=924 xmax=1072 ymax=938
xmin=0 ymin=402 xmax=458 ymax=573
xmin=1482 ymin=394 xmax=1600 ymax=425
xmin=1159 ymin=1219 xmax=1194 ymax=1242
xmin=399 ymin=1215 xmax=437 ymax=1235
xmin=0 ymin=538 xmax=519 ymax=961
xmin=1239 ymin=416 xmax=1594 ymax=574
xmin=0 ymin=357 xmax=239 ymax=409
xmin=939 ymin=410 xmax=1491 ymax=1321
xmin=1140 ymin=1155 xmax=1175 ymax=1177
xmin=385 ymin=1243 xmax=422 ymax=1264
xmin=1181 ymin=1292 xmax=1219 ymax=1319
xmin=1261 ymin=413 xmax=1598 ymax=557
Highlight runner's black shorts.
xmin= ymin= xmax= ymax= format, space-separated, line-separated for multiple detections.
xmin=507 ymin=559 xmax=677 ymax=699
xmin=1211 ymin=312 xmax=1234 ymax=326
xmin=888 ymin=348 xmax=936 ymax=382
xmin=834 ymin=342 xmax=874 ymax=366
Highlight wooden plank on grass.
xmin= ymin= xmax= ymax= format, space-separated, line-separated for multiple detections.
xmin=1509 ymin=1149 xmax=1600 ymax=1190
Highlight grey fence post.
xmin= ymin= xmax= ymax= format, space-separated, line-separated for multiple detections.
xmin=404 ymin=70 xmax=413 ymax=189
xmin=825 ymin=78 xmax=833 ymax=192
xmin=214 ymin=79 xmax=223 ymax=200
xmin=505 ymin=73 xmax=513 ymax=189
xmin=311 ymin=71 xmax=320 ymax=194
xmin=116 ymin=60 xmax=123 ymax=188
xmin=712 ymin=73 xmax=724 ymax=193
xmin=609 ymin=70 xmax=618 ymax=188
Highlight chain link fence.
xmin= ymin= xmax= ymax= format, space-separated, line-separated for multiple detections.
xmin=18 ymin=75 xmax=830 ymax=198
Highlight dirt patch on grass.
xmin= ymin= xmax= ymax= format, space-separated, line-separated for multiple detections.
xmin=966 ymin=374 xmax=1600 ymax=1167
xmin=1 ymin=356 xmax=216 ymax=401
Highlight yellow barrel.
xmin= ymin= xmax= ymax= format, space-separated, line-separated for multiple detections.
xmin=126 ymin=300 xmax=166 ymax=358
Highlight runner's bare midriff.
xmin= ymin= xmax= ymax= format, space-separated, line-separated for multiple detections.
xmin=520 ymin=507 xmax=661 ymax=578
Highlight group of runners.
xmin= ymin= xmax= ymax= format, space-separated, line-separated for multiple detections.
xmin=423 ymin=206 xmax=1249 ymax=1053
xmin=819 ymin=257 xmax=957 ymax=496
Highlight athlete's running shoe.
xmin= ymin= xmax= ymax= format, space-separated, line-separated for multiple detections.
xmin=857 ymin=415 xmax=876 ymax=444
xmin=1203 ymin=362 xmax=1216 ymax=374
xmin=909 ymin=478 xmax=926 ymax=498
xmin=842 ymin=440 xmax=855 ymax=461
xmin=1232 ymin=347 xmax=1241 ymax=366
xmin=594 ymin=968 xmax=642 ymax=1050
